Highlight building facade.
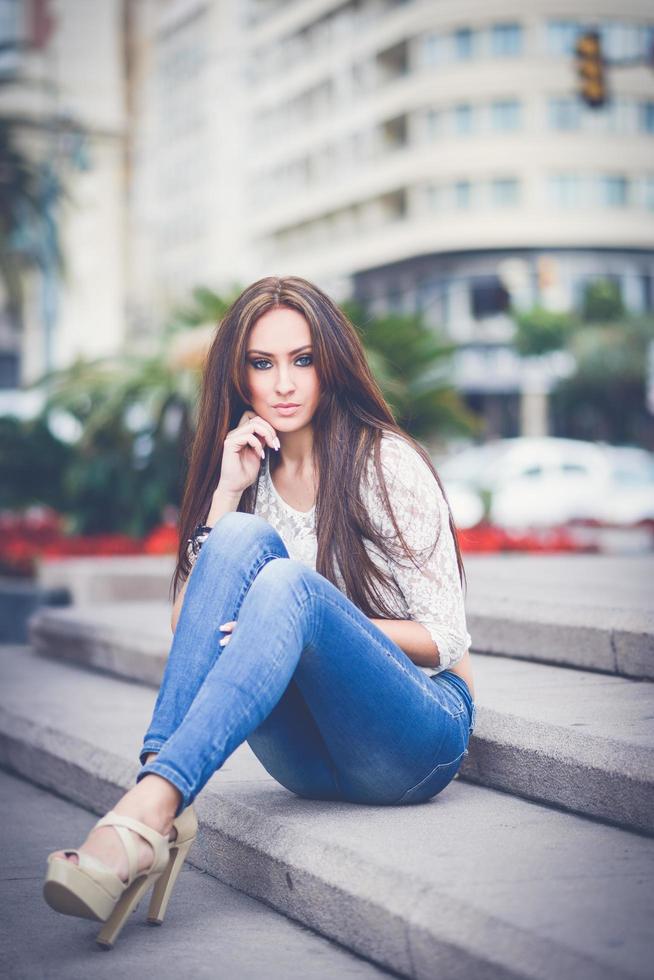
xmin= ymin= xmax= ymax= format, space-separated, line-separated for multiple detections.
xmin=0 ymin=0 xmax=127 ymax=398
xmin=244 ymin=0 xmax=654 ymax=437
xmin=3 ymin=0 xmax=653 ymax=439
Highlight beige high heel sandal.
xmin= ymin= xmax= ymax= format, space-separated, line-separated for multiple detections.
xmin=42 ymin=805 xmax=196 ymax=948
xmin=147 ymin=803 xmax=198 ymax=926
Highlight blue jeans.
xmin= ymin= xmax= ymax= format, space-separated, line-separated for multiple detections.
xmin=136 ymin=512 xmax=476 ymax=817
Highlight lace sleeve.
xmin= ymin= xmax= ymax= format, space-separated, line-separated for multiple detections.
xmin=364 ymin=434 xmax=472 ymax=672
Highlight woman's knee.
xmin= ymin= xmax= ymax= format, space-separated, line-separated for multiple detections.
xmin=249 ymin=557 xmax=319 ymax=609
xmin=202 ymin=511 xmax=287 ymax=562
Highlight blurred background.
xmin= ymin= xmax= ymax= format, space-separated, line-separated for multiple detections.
xmin=1 ymin=0 xmax=654 ymax=578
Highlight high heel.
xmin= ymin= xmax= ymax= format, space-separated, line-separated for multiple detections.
xmin=147 ymin=803 xmax=198 ymax=925
xmin=43 ymin=810 xmax=171 ymax=949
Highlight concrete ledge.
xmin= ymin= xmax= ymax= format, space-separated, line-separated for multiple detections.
xmin=1 ymin=645 xmax=651 ymax=980
xmin=29 ymin=602 xmax=169 ymax=687
xmin=464 ymin=554 xmax=654 ymax=680
xmin=467 ymin=601 xmax=654 ymax=680
xmin=28 ymin=602 xmax=654 ymax=836
xmin=36 ymin=555 xmax=174 ymax=605
xmin=35 ymin=553 xmax=654 ymax=677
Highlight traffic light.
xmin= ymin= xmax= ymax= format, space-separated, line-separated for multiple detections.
xmin=575 ymin=30 xmax=606 ymax=108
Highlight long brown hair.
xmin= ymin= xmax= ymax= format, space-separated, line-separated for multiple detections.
xmin=171 ymin=275 xmax=467 ymax=616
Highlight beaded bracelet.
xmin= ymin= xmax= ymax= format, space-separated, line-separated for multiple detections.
xmin=186 ymin=523 xmax=213 ymax=565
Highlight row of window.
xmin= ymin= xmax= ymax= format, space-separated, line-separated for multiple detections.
xmin=253 ymin=95 xmax=654 ymax=200
xmin=426 ymin=175 xmax=654 ymax=210
xmin=253 ymin=32 xmax=654 ymax=140
xmin=252 ymin=14 xmax=654 ymax=82
xmin=422 ymin=19 xmax=654 ymax=65
xmin=423 ymin=97 xmax=654 ymax=137
xmin=267 ymin=173 xmax=654 ymax=256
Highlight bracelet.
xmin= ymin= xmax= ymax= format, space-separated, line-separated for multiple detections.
xmin=186 ymin=523 xmax=213 ymax=563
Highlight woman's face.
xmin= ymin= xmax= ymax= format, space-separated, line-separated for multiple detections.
xmin=245 ymin=307 xmax=321 ymax=433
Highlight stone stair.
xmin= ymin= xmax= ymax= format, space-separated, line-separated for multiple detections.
xmin=1 ymin=553 xmax=652 ymax=978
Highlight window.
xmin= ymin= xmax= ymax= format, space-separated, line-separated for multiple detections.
xmin=607 ymin=98 xmax=639 ymax=134
xmin=643 ymin=176 xmax=654 ymax=210
xmin=471 ymin=276 xmax=511 ymax=319
xmin=548 ymin=174 xmax=582 ymax=208
xmin=640 ymin=102 xmax=654 ymax=134
xmin=423 ymin=32 xmax=446 ymax=67
xmin=453 ymin=27 xmax=474 ymax=60
xmin=598 ymin=175 xmax=629 ymax=206
xmin=491 ymin=23 xmax=522 ymax=56
xmin=491 ymin=99 xmax=521 ymax=131
xmin=0 ymin=0 xmax=21 ymax=76
xmin=455 ymin=180 xmax=472 ymax=208
xmin=426 ymin=108 xmax=442 ymax=139
xmin=547 ymin=20 xmax=582 ymax=56
xmin=599 ymin=21 xmax=642 ymax=60
xmin=453 ymin=103 xmax=474 ymax=134
xmin=426 ymin=184 xmax=441 ymax=210
xmin=548 ymin=97 xmax=581 ymax=130
xmin=491 ymin=178 xmax=519 ymax=206
xmin=0 ymin=351 xmax=19 ymax=389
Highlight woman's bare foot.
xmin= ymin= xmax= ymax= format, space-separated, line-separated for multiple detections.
xmin=49 ymin=764 xmax=182 ymax=883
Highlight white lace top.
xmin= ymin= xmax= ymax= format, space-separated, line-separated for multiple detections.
xmin=253 ymin=431 xmax=472 ymax=678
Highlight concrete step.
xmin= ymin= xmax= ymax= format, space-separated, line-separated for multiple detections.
xmin=464 ymin=554 xmax=654 ymax=680
xmin=28 ymin=602 xmax=654 ymax=836
xmin=2 ymin=768 xmax=389 ymax=978
xmin=36 ymin=553 xmax=654 ymax=679
xmin=0 ymin=644 xmax=651 ymax=980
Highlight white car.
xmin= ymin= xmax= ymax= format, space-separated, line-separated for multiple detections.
xmin=588 ymin=445 xmax=654 ymax=526
xmin=433 ymin=437 xmax=654 ymax=530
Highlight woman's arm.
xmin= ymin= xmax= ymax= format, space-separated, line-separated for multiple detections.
xmin=171 ymin=487 xmax=242 ymax=634
xmin=171 ymin=569 xmax=192 ymax=634
xmin=369 ymin=618 xmax=439 ymax=669
xmin=363 ymin=435 xmax=471 ymax=673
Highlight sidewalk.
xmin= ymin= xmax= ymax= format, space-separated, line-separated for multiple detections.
xmin=1 ymin=767 xmax=391 ymax=978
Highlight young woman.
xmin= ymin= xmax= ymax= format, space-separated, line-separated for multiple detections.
xmin=43 ymin=275 xmax=476 ymax=947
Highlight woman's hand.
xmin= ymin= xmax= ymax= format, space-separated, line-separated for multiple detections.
xmin=216 ymin=410 xmax=280 ymax=498
xmin=219 ymin=620 xmax=237 ymax=646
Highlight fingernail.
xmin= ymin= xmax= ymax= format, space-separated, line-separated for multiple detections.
xmin=219 ymin=623 xmax=226 ymax=629
xmin=219 ymin=637 xmax=228 ymax=645
xmin=260 ymin=449 xmax=265 ymax=459
xmin=275 ymin=439 xmax=280 ymax=450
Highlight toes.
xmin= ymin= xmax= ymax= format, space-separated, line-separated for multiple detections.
xmin=51 ymin=849 xmax=78 ymax=864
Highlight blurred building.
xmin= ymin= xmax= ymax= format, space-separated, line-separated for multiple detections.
xmin=0 ymin=0 xmax=126 ymax=401
xmin=124 ymin=0 xmax=249 ymax=334
xmin=243 ymin=0 xmax=654 ymax=437
xmin=3 ymin=0 xmax=654 ymax=439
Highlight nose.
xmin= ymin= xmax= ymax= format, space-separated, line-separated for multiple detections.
xmin=275 ymin=364 xmax=296 ymax=396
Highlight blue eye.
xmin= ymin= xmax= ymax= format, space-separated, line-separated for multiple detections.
xmin=249 ymin=354 xmax=313 ymax=370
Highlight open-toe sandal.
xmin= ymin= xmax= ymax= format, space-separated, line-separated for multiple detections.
xmin=43 ymin=809 xmax=172 ymax=949
xmin=147 ymin=802 xmax=198 ymax=926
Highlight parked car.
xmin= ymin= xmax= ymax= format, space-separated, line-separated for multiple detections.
xmin=587 ymin=445 xmax=654 ymax=526
xmin=433 ymin=437 xmax=654 ymax=530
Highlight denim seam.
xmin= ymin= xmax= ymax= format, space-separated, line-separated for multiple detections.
xmin=139 ymin=738 xmax=166 ymax=765
xmin=308 ymin=589 xmax=449 ymax=702
xmin=137 ymin=759 xmax=194 ymax=806
xmin=438 ymin=674 xmax=476 ymax=727
xmin=395 ymin=746 xmax=467 ymax=804
xmin=233 ymin=551 xmax=287 ymax=621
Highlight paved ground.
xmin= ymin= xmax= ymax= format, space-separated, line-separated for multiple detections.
xmin=0 ymin=768 xmax=393 ymax=979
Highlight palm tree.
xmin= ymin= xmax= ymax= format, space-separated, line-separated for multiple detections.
xmin=342 ymin=299 xmax=481 ymax=440
xmin=19 ymin=285 xmax=479 ymax=535
xmin=0 ymin=114 xmax=66 ymax=332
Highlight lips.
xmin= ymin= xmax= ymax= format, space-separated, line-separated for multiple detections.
xmin=274 ymin=404 xmax=299 ymax=408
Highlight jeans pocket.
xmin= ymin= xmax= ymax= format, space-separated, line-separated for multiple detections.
xmin=469 ymin=701 xmax=477 ymax=735
xmin=441 ymin=687 xmax=467 ymax=721
xmin=394 ymin=747 xmax=467 ymax=805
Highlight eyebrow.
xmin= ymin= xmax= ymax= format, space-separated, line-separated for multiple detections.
xmin=246 ymin=345 xmax=312 ymax=357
